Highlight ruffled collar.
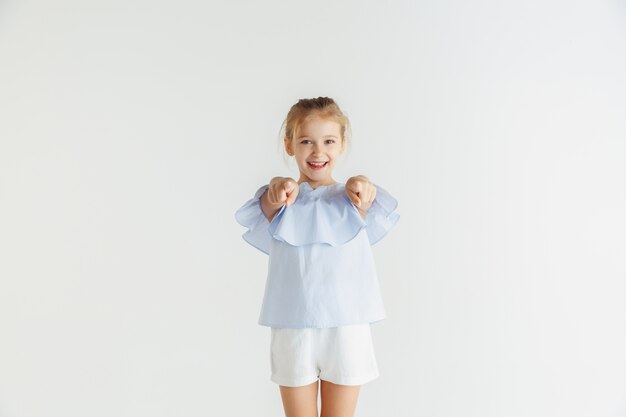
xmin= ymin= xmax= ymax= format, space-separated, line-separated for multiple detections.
xmin=235 ymin=181 xmax=399 ymax=253
xmin=298 ymin=182 xmax=341 ymax=192
xmin=267 ymin=181 xmax=364 ymax=247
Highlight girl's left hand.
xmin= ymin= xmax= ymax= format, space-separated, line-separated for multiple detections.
xmin=345 ymin=175 xmax=377 ymax=218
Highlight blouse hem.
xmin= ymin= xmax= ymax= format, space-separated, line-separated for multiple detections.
xmin=258 ymin=316 xmax=386 ymax=329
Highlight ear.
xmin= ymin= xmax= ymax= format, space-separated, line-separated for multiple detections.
xmin=284 ymin=137 xmax=293 ymax=156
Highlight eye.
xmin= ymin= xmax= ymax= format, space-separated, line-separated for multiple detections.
xmin=300 ymin=140 xmax=311 ymax=144
xmin=326 ymin=139 xmax=335 ymax=144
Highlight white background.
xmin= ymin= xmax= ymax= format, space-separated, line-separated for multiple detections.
xmin=1 ymin=1 xmax=625 ymax=416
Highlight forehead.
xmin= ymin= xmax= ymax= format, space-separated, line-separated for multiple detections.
xmin=298 ymin=116 xmax=341 ymax=138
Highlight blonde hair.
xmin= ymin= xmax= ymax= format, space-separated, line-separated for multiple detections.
xmin=278 ymin=97 xmax=352 ymax=165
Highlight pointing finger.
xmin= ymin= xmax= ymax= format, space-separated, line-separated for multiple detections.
xmin=285 ymin=186 xmax=299 ymax=206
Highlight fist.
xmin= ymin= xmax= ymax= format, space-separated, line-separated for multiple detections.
xmin=345 ymin=175 xmax=376 ymax=216
xmin=267 ymin=177 xmax=299 ymax=207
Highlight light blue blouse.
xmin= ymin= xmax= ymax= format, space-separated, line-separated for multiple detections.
xmin=234 ymin=181 xmax=400 ymax=328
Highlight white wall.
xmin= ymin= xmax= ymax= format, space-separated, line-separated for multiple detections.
xmin=1 ymin=1 xmax=625 ymax=416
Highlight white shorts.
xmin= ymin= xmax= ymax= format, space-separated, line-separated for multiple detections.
xmin=269 ymin=323 xmax=379 ymax=387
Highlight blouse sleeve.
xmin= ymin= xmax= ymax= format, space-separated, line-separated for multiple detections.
xmin=234 ymin=184 xmax=274 ymax=255
xmin=364 ymin=183 xmax=400 ymax=245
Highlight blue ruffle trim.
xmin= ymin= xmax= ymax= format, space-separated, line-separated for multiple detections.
xmin=235 ymin=182 xmax=399 ymax=254
xmin=234 ymin=184 xmax=285 ymax=255
xmin=268 ymin=188 xmax=366 ymax=247
xmin=363 ymin=183 xmax=401 ymax=246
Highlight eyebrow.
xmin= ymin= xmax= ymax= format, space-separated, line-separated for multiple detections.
xmin=297 ymin=135 xmax=338 ymax=139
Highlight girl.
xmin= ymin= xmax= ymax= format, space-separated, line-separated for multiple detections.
xmin=235 ymin=97 xmax=400 ymax=417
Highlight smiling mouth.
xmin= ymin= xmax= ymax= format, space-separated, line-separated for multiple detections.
xmin=307 ymin=161 xmax=328 ymax=169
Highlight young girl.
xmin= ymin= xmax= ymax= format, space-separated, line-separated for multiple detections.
xmin=234 ymin=97 xmax=400 ymax=417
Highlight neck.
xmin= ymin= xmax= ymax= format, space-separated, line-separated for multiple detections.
xmin=297 ymin=176 xmax=337 ymax=189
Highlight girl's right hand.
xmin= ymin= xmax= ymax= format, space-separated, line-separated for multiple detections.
xmin=267 ymin=177 xmax=299 ymax=207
